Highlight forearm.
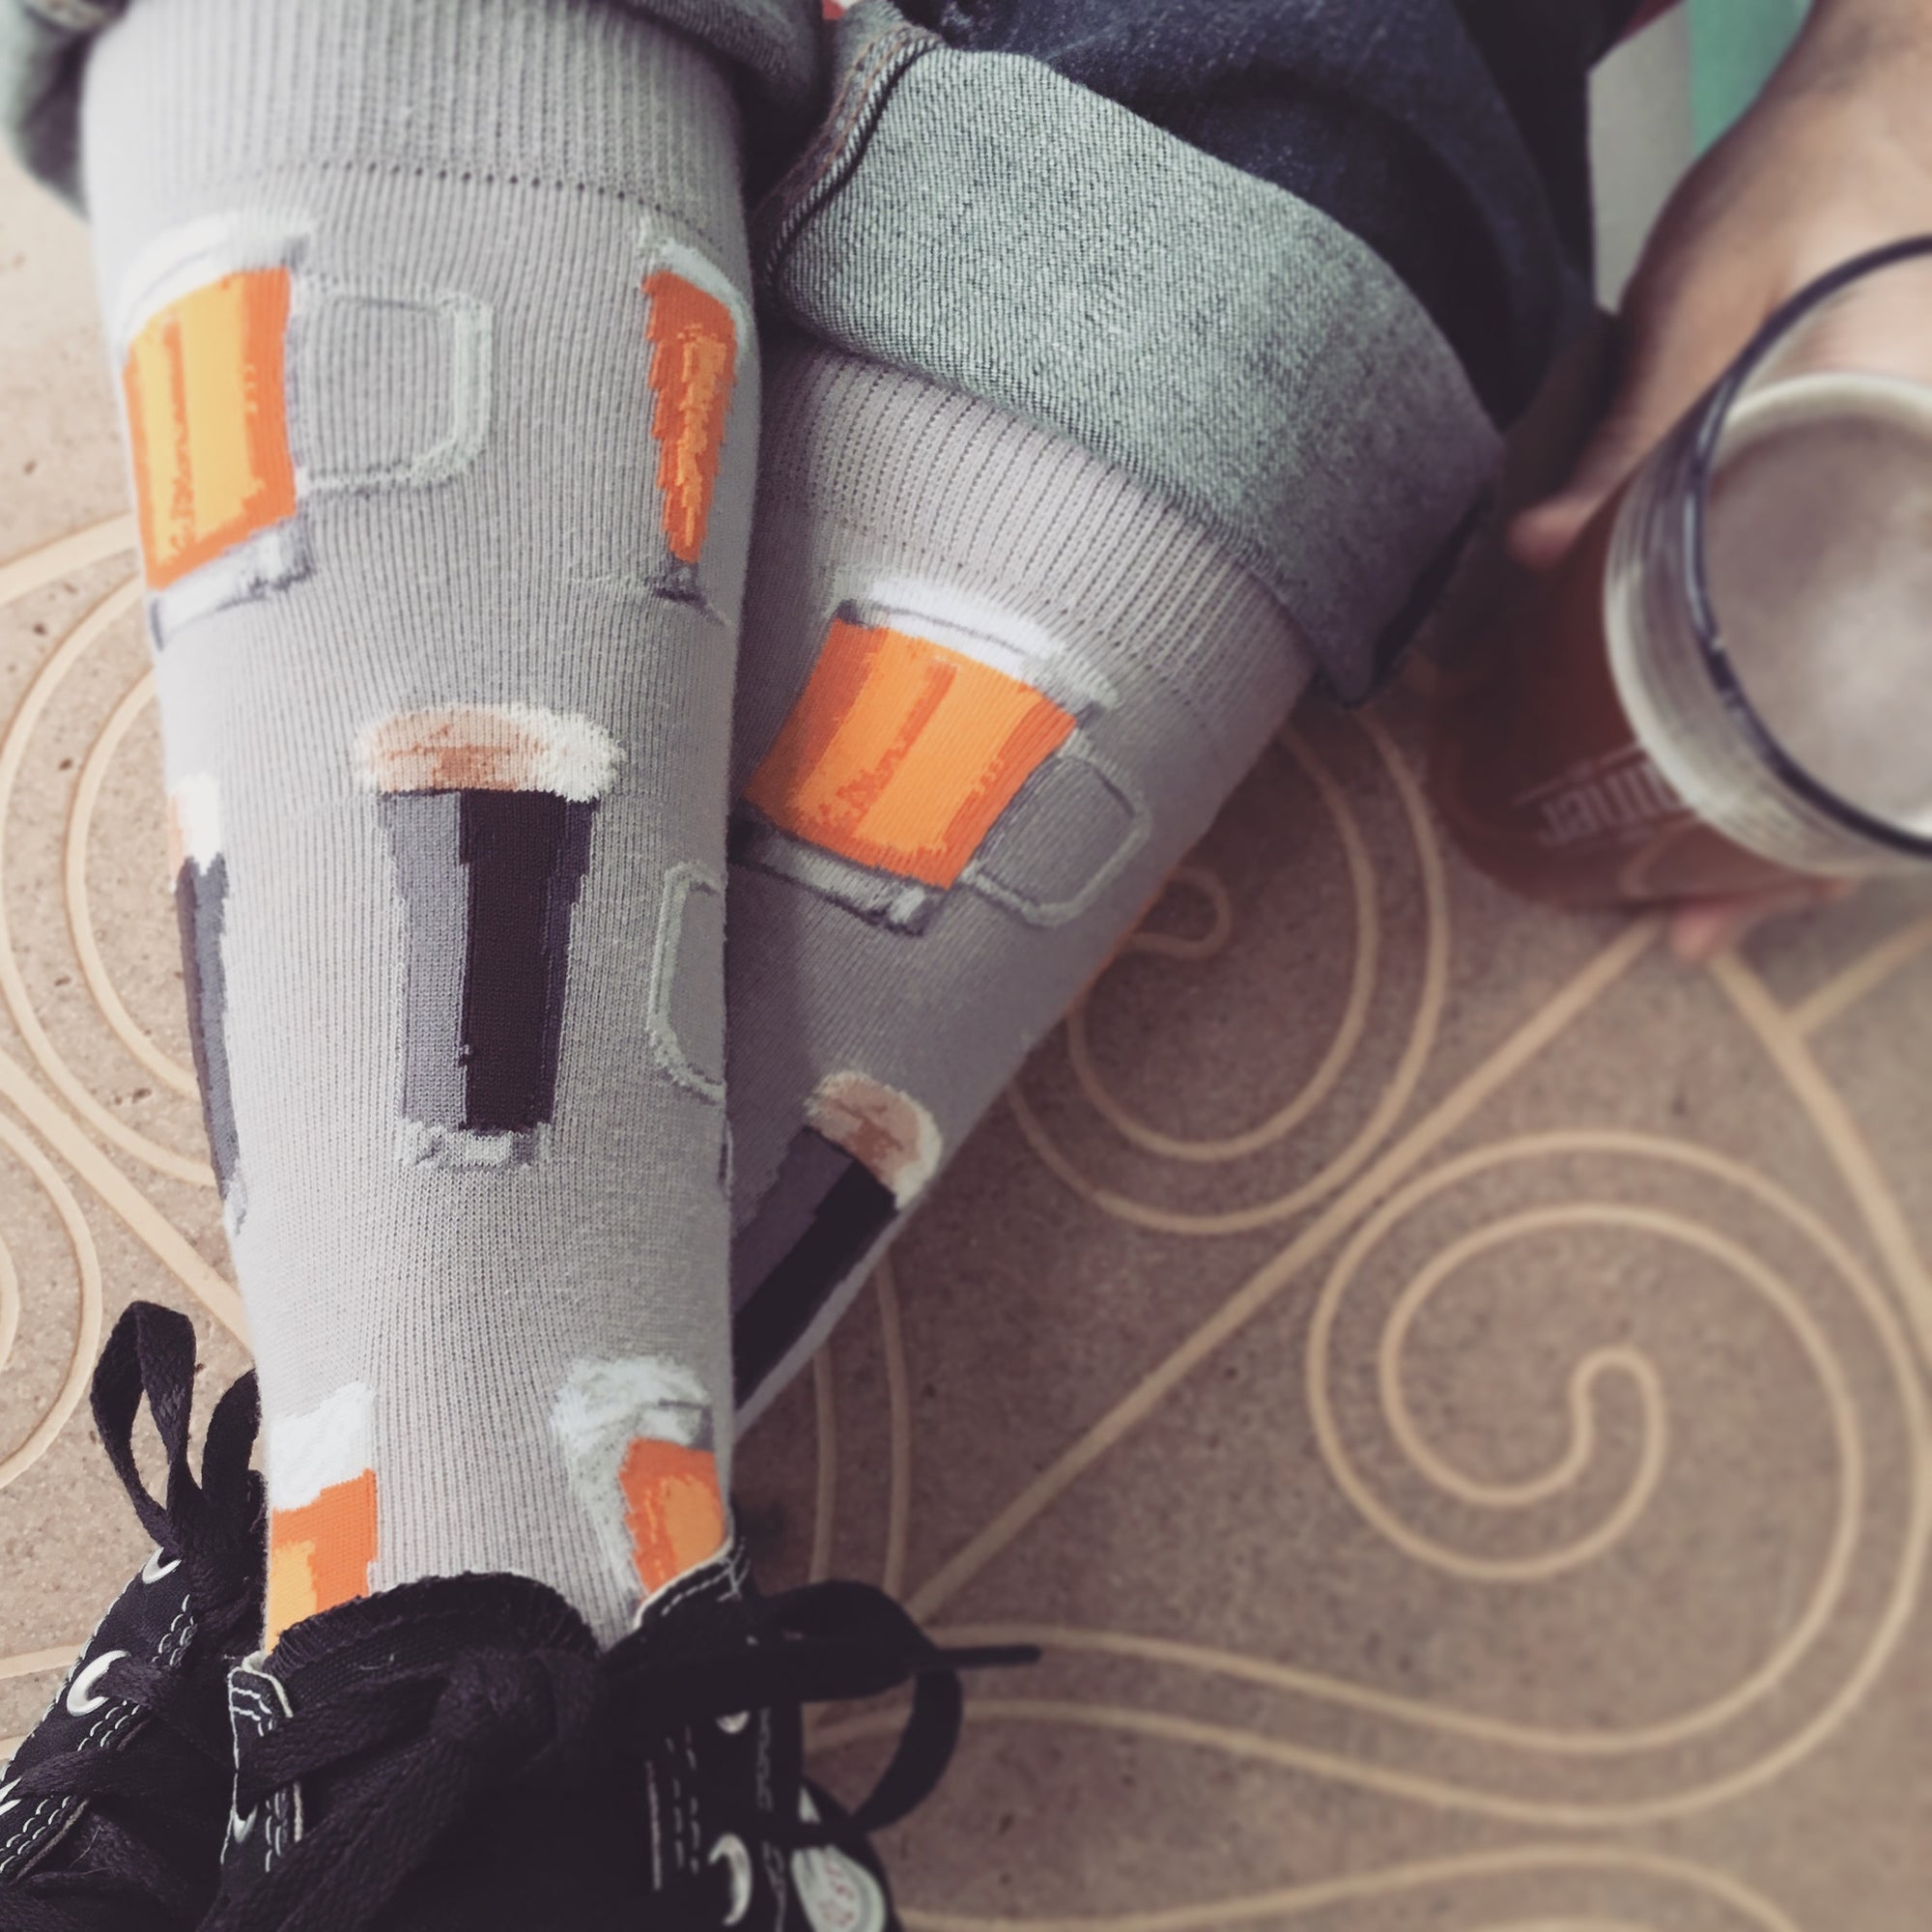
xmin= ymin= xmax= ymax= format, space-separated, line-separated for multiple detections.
xmin=1808 ymin=0 xmax=1930 ymax=32
xmin=1783 ymin=0 xmax=1932 ymax=97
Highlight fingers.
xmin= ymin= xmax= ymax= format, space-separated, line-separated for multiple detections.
xmin=1507 ymin=277 xmax=1740 ymax=573
xmin=1667 ymin=878 xmax=1854 ymax=964
xmin=1508 ymin=153 xmax=1778 ymax=573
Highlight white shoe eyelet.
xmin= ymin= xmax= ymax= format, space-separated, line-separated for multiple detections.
xmin=709 ymin=1833 xmax=753 ymax=1926
xmin=66 ymin=1651 xmax=128 ymax=1717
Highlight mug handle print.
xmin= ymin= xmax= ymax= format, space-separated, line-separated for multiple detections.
xmin=117 ymin=222 xmax=495 ymax=643
xmin=960 ymin=739 xmax=1152 ymax=928
xmin=296 ymin=281 xmax=495 ymax=498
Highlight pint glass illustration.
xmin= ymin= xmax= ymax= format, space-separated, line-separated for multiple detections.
xmin=732 ymin=1071 xmax=940 ymax=1402
xmin=121 ymin=256 xmax=302 ymax=626
xmin=640 ymin=242 xmax=746 ymax=600
xmin=357 ymin=705 xmax=619 ymax=1170
xmin=167 ymin=774 xmax=242 ymax=1214
xmin=734 ymin=591 xmax=1149 ymax=933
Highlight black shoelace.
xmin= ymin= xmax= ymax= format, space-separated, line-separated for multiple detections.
xmin=203 ymin=1580 xmax=1034 ymax=1932
xmin=6 ymin=1305 xmax=264 ymax=1932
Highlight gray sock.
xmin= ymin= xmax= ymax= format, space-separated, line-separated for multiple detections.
xmin=84 ymin=0 xmax=756 ymax=1644
xmin=726 ymin=340 xmax=1317 ymax=1417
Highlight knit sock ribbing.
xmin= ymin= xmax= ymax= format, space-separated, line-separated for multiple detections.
xmin=84 ymin=0 xmax=755 ymax=1644
xmin=725 ymin=341 xmax=1317 ymax=1414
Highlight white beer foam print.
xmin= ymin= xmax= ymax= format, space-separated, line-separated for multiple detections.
xmin=267 ymin=1381 xmax=375 ymax=1512
xmin=166 ymin=773 xmax=222 ymax=873
xmin=355 ymin=704 xmax=622 ymax=802
xmin=551 ymin=1357 xmax=718 ymax=1600
xmin=109 ymin=210 xmax=313 ymax=348
xmin=807 ymin=1071 xmax=941 ymax=1208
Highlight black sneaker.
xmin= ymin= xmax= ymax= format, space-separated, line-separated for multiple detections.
xmin=1 ymin=1303 xmax=265 ymax=1931
xmin=204 ymin=1539 xmax=1031 ymax=1931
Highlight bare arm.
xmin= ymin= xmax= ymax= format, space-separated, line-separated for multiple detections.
xmin=1511 ymin=0 xmax=1932 ymax=957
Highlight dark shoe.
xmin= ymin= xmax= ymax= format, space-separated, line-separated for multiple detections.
xmin=0 ymin=1303 xmax=265 ymax=1931
xmin=206 ymin=1541 xmax=1031 ymax=1931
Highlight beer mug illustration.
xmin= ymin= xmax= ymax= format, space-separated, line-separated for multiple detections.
xmin=113 ymin=216 xmax=491 ymax=643
xmin=639 ymin=237 xmax=749 ymax=607
xmin=734 ymin=589 xmax=1150 ymax=934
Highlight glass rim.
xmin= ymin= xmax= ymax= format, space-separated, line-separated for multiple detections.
xmin=1682 ymin=232 xmax=1932 ymax=862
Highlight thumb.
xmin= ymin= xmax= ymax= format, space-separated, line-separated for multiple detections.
xmin=1507 ymin=279 xmax=1746 ymax=575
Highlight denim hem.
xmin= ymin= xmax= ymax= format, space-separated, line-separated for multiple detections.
xmin=752 ymin=9 xmax=939 ymax=276
xmin=756 ymin=1 xmax=1504 ymax=699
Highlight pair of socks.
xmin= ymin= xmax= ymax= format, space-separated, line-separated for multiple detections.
xmin=84 ymin=0 xmax=1313 ymax=1646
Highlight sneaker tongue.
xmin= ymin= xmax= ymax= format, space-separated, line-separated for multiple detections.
xmin=0 ymin=1545 xmax=197 ymax=1881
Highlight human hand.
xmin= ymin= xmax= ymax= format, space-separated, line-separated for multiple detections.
xmin=1507 ymin=0 xmax=1932 ymax=962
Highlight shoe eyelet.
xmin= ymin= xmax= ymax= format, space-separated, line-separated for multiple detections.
xmin=709 ymin=1833 xmax=753 ymax=1926
xmin=716 ymin=1710 xmax=750 ymax=1735
xmin=65 ymin=1651 xmax=128 ymax=1717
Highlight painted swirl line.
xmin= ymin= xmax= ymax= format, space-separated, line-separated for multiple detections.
xmin=0 ymin=1104 xmax=103 ymax=1492
xmin=920 ymin=922 xmax=1659 ymax=1625
xmin=1012 ymin=714 xmax=1451 ymax=1234
xmin=0 ymin=1039 xmax=244 ymax=1338
xmin=1065 ymin=726 xmax=1378 ymax=1162
xmin=891 ymin=1131 xmax=1928 ymax=1827
xmin=877 ymin=1256 xmax=912 ymax=1603
xmin=893 ymin=1842 xmax=1802 ymax=1932
xmin=0 ymin=576 xmax=213 ymax=1186
xmin=66 ymin=669 xmax=199 ymax=1098
xmin=1787 ymin=912 xmax=1932 ymax=1037
xmin=1714 ymin=952 xmax=1932 ymax=1378
xmin=0 ymin=515 xmax=136 ymax=609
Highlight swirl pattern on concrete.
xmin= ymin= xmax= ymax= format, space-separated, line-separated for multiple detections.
xmin=7 ymin=431 xmax=1932 ymax=1930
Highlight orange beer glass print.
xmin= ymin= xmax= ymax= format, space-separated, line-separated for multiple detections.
xmin=551 ymin=1357 xmax=725 ymax=1600
xmin=618 ymin=1436 xmax=726 ymax=1594
xmin=639 ymin=240 xmax=748 ymax=605
xmin=122 ymin=267 xmax=299 ymax=603
xmin=737 ymin=595 xmax=1149 ymax=933
xmin=264 ymin=1381 xmax=379 ymax=1645
xmin=644 ymin=269 xmax=737 ymax=568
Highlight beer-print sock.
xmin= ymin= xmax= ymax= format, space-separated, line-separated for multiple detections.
xmin=726 ymin=340 xmax=1318 ymax=1415
xmin=83 ymin=0 xmax=755 ymax=1645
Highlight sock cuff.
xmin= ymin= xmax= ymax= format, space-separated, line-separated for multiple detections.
xmin=80 ymin=0 xmax=741 ymax=230
xmin=757 ymin=5 xmax=1501 ymax=701
xmin=759 ymin=337 xmax=1298 ymax=641
xmin=751 ymin=335 xmax=1317 ymax=776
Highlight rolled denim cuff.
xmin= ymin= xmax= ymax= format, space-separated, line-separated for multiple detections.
xmin=755 ymin=4 xmax=1502 ymax=701
xmin=624 ymin=0 xmax=821 ymax=119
